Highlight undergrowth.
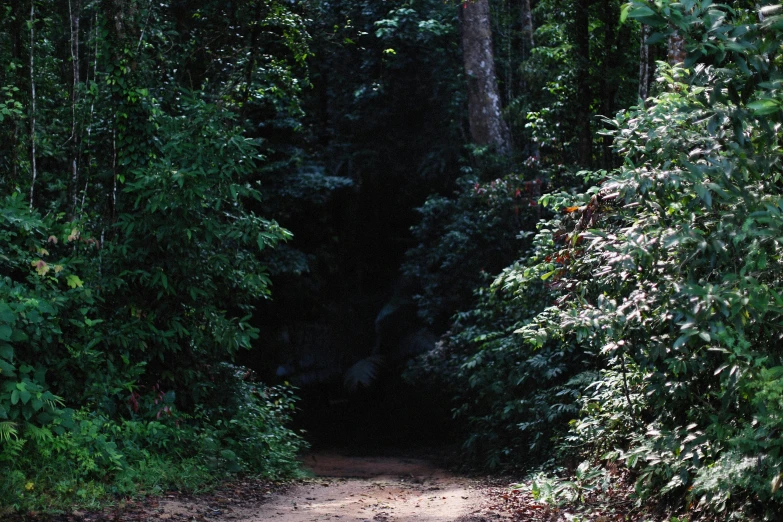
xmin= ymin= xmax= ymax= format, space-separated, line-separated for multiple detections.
xmin=0 ymin=367 xmax=306 ymax=513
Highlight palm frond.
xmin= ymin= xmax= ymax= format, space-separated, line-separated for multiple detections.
xmin=343 ymin=355 xmax=383 ymax=391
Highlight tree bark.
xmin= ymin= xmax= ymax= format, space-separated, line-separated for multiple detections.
xmin=667 ymin=30 xmax=686 ymax=66
xmin=520 ymin=0 xmax=538 ymax=159
xmin=241 ymin=1 xmax=264 ymax=121
xmin=81 ymin=12 xmax=100 ymax=217
xmin=638 ymin=24 xmax=651 ymax=101
xmin=29 ymin=0 xmax=38 ymax=209
xmin=102 ymin=0 xmax=140 ymax=70
xmin=573 ymin=0 xmax=592 ymax=167
xmin=68 ymin=0 xmax=82 ymax=219
xmin=102 ymin=0 xmax=142 ymax=223
xmin=461 ymin=0 xmax=511 ymax=156
xmin=520 ymin=0 xmax=534 ymax=61
xmin=8 ymin=1 xmax=24 ymax=184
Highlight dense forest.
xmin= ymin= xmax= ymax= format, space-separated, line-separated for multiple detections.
xmin=1 ymin=0 xmax=782 ymax=519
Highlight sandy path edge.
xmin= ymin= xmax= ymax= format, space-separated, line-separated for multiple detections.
xmin=159 ymin=452 xmax=506 ymax=522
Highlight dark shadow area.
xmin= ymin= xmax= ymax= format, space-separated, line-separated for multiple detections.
xmin=232 ymin=0 xmax=467 ymax=456
xmin=239 ymin=306 xmax=458 ymax=452
xmin=291 ymin=368 xmax=458 ymax=451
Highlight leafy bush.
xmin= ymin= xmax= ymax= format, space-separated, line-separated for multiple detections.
xmin=0 ymin=88 xmax=307 ymax=514
xmin=405 ymin=208 xmax=597 ymax=469
xmin=0 ymin=366 xmax=305 ymax=511
xmin=402 ymin=173 xmax=545 ymax=330
xmin=418 ymin=2 xmax=783 ymax=517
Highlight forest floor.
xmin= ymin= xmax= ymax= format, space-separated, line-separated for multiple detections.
xmin=17 ymin=451 xmax=512 ymax=522
xmin=15 ymin=450 xmax=650 ymax=521
xmin=149 ymin=451 xmax=507 ymax=522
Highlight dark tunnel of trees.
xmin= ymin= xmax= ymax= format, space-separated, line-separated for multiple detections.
xmin=2 ymin=0 xmax=783 ymax=518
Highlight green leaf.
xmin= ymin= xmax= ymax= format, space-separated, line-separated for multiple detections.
xmin=627 ymin=5 xmax=666 ymax=26
xmin=620 ymin=3 xmax=632 ymax=23
xmin=220 ymin=449 xmax=237 ymax=461
xmin=0 ymin=325 xmax=11 ymax=342
xmin=0 ymin=359 xmax=15 ymax=376
xmin=747 ymin=99 xmax=781 ymax=116
xmin=628 ymin=5 xmax=656 ymax=18
xmin=66 ymin=275 xmax=84 ymax=289
xmin=0 ymin=304 xmax=15 ymax=324
xmin=645 ymin=32 xmax=667 ymax=45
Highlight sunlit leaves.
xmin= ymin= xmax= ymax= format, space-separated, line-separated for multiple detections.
xmin=443 ymin=2 xmax=783 ymax=513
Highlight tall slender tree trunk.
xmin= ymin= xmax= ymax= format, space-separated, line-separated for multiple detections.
xmin=520 ymin=0 xmax=538 ymax=159
xmin=461 ymin=0 xmax=511 ymax=156
xmin=504 ymin=0 xmax=512 ymax=108
xmin=9 ymin=1 xmax=24 ymax=183
xmin=574 ymin=0 xmax=592 ymax=167
xmin=68 ymin=0 xmax=82 ymax=219
xmin=102 ymin=0 xmax=141 ymax=224
xmin=81 ymin=12 xmax=100 ymax=217
xmin=111 ymin=124 xmax=117 ymax=222
xmin=29 ymin=0 xmax=37 ymax=209
xmin=638 ymin=24 xmax=651 ymax=101
xmin=520 ymin=0 xmax=534 ymax=61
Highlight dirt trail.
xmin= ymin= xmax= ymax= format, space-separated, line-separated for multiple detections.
xmin=159 ymin=452 xmax=503 ymax=522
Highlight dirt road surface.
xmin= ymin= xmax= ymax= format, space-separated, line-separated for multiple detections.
xmin=158 ymin=452 xmax=504 ymax=522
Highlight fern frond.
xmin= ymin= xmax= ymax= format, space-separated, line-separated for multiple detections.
xmin=24 ymin=423 xmax=53 ymax=444
xmin=0 ymin=421 xmax=18 ymax=443
xmin=344 ymin=355 xmax=383 ymax=391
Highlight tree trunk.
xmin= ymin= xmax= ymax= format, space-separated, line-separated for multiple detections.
xmin=241 ymin=1 xmax=263 ymax=121
xmin=81 ymin=12 xmax=100 ymax=217
xmin=638 ymin=24 xmax=651 ymax=101
xmin=102 ymin=0 xmax=141 ymax=223
xmin=573 ymin=0 xmax=592 ymax=167
xmin=520 ymin=0 xmax=538 ymax=159
xmin=667 ymin=30 xmax=686 ymax=66
xmin=8 ymin=1 xmax=25 ymax=184
xmin=461 ymin=0 xmax=511 ymax=156
xmin=520 ymin=0 xmax=534 ymax=61
xmin=104 ymin=0 xmax=138 ymax=47
xmin=68 ymin=0 xmax=82 ymax=219
xmin=29 ymin=0 xmax=38 ymax=209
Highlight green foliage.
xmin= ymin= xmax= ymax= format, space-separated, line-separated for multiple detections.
xmin=402 ymin=173 xmax=544 ymax=330
xmin=410 ymin=1 xmax=783 ymax=518
xmin=108 ymin=95 xmax=290 ymax=391
xmin=0 ymin=0 xmax=314 ymax=512
xmin=401 ymin=0 xmax=649 ymax=469
xmin=0 ymin=368 xmax=305 ymax=511
xmin=0 ymin=217 xmax=306 ymax=505
xmin=527 ymin=461 xmax=610 ymax=505
xmin=505 ymin=0 xmax=642 ymax=167
xmin=304 ymin=0 xmax=465 ymax=211
xmin=0 ymin=194 xmax=90 ymax=431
